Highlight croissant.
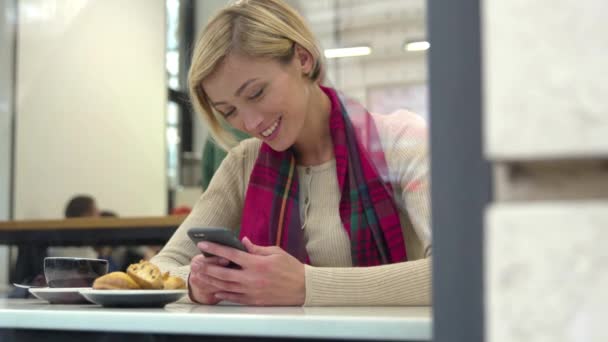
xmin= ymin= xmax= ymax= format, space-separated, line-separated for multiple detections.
xmin=93 ymin=272 xmax=141 ymax=290
xmin=127 ymin=260 xmax=164 ymax=289
xmin=163 ymin=275 xmax=186 ymax=290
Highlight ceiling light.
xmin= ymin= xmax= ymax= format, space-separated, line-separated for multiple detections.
xmin=404 ymin=40 xmax=430 ymax=52
xmin=324 ymin=46 xmax=372 ymax=59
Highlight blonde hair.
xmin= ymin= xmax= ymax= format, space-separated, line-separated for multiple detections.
xmin=188 ymin=0 xmax=324 ymax=150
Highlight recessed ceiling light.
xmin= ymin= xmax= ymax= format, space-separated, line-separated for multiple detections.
xmin=324 ymin=46 xmax=372 ymax=59
xmin=404 ymin=40 xmax=430 ymax=52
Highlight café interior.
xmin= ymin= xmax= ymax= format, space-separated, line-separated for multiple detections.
xmin=1 ymin=0 xmax=606 ymax=341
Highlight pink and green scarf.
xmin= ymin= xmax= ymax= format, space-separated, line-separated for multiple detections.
xmin=239 ymin=86 xmax=407 ymax=266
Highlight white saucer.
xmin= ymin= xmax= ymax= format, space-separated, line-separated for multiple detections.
xmin=79 ymin=289 xmax=188 ymax=308
xmin=29 ymin=287 xmax=93 ymax=304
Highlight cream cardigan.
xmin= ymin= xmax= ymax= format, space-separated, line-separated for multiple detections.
xmin=151 ymin=110 xmax=432 ymax=306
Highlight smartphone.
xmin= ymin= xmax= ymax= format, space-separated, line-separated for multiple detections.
xmin=187 ymin=227 xmax=246 ymax=267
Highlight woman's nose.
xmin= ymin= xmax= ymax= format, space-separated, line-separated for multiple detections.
xmin=242 ymin=111 xmax=264 ymax=132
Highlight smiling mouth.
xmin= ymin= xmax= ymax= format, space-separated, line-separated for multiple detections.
xmin=261 ymin=117 xmax=281 ymax=138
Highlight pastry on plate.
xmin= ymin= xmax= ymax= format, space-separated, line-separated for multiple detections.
xmin=93 ymin=271 xmax=140 ymax=290
xmin=163 ymin=274 xmax=186 ymax=290
xmin=127 ymin=260 xmax=164 ymax=289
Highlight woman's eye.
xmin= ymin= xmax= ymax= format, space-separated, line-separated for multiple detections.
xmin=221 ymin=108 xmax=236 ymax=118
xmin=248 ymin=87 xmax=264 ymax=100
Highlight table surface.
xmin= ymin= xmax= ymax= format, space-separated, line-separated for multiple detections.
xmin=0 ymin=298 xmax=432 ymax=341
xmin=0 ymin=216 xmax=186 ymax=231
xmin=0 ymin=216 xmax=186 ymax=245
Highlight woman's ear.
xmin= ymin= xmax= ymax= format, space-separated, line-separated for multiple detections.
xmin=294 ymin=44 xmax=314 ymax=76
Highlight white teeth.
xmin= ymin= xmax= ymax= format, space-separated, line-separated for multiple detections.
xmin=261 ymin=118 xmax=280 ymax=137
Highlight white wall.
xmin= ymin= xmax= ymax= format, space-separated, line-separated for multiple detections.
xmin=14 ymin=0 xmax=167 ymax=219
xmin=0 ymin=0 xmax=16 ymax=288
xmin=483 ymin=1 xmax=608 ymax=341
xmin=486 ymin=202 xmax=608 ymax=342
xmin=484 ymin=0 xmax=608 ymax=159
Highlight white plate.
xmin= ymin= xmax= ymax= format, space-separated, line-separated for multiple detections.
xmin=78 ymin=289 xmax=188 ymax=308
xmin=29 ymin=287 xmax=93 ymax=304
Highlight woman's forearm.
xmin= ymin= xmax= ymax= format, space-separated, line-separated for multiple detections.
xmin=304 ymin=257 xmax=432 ymax=306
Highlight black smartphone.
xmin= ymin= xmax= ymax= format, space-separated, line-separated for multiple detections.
xmin=187 ymin=227 xmax=247 ymax=266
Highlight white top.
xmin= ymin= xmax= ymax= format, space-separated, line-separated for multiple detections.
xmin=0 ymin=298 xmax=432 ymax=341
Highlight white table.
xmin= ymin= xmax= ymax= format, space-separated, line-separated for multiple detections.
xmin=0 ymin=298 xmax=432 ymax=341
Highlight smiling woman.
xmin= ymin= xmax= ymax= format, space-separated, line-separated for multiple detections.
xmin=189 ymin=0 xmax=324 ymax=153
xmin=202 ymin=51 xmax=331 ymax=160
xmin=150 ymin=0 xmax=432 ymax=307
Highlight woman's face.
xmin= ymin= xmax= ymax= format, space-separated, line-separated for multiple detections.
xmin=202 ymin=46 xmax=314 ymax=151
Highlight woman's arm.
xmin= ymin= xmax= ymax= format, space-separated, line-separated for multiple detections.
xmin=194 ymin=240 xmax=431 ymax=306
xmin=385 ymin=110 xmax=432 ymax=257
xmin=304 ymin=258 xmax=431 ymax=306
xmin=150 ymin=143 xmax=247 ymax=280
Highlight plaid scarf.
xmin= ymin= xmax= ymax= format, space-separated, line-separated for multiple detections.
xmin=239 ymin=86 xmax=407 ymax=266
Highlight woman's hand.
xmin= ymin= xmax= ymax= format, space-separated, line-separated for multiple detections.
xmin=195 ymin=237 xmax=306 ymax=306
xmin=189 ymin=255 xmax=230 ymax=305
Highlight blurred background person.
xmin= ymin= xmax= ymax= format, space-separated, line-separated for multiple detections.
xmin=65 ymin=195 xmax=100 ymax=217
xmin=47 ymin=195 xmax=100 ymax=260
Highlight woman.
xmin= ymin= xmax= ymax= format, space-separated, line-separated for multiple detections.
xmin=151 ymin=0 xmax=431 ymax=306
